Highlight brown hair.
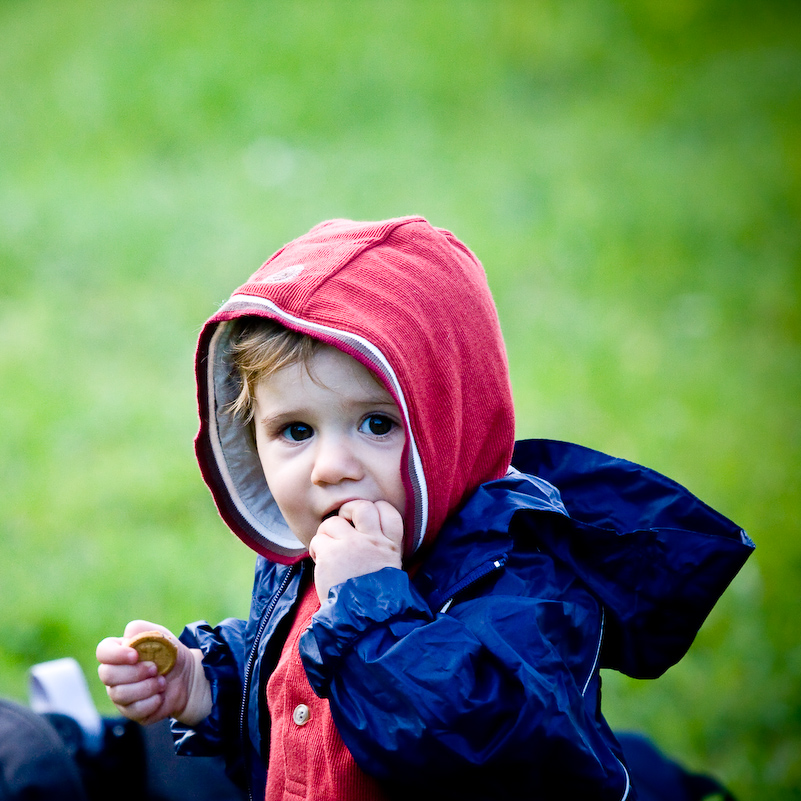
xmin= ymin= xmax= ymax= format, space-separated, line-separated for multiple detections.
xmin=226 ymin=318 xmax=322 ymax=421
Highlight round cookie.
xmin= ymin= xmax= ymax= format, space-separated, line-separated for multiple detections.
xmin=126 ymin=630 xmax=177 ymax=675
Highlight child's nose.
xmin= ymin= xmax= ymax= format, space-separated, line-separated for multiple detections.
xmin=310 ymin=435 xmax=363 ymax=486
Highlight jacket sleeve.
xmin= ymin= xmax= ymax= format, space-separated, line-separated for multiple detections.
xmin=299 ymin=566 xmax=628 ymax=798
xmin=170 ymin=616 xmax=247 ymax=763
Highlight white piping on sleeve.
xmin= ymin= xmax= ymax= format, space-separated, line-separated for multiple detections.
xmin=581 ymin=607 xmax=605 ymax=697
xmin=579 ymin=607 xmax=631 ymax=801
xmin=616 ymin=756 xmax=632 ymax=801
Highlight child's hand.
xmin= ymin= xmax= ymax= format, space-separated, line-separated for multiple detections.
xmin=96 ymin=620 xmax=211 ymax=727
xmin=309 ymin=499 xmax=403 ymax=603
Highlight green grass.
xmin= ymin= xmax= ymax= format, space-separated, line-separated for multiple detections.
xmin=1 ymin=1 xmax=799 ymax=797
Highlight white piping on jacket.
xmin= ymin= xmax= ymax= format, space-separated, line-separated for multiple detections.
xmin=581 ymin=607 xmax=605 ymax=697
xmin=616 ymin=755 xmax=632 ymax=801
xmin=580 ymin=608 xmax=632 ymax=801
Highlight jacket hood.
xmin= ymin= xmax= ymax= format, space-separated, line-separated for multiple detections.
xmin=512 ymin=439 xmax=754 ymax=677
xmin=415 ymin=438 xmax=754 ymax=679
xmin=194 ymin=216 xmax=515 ymax=563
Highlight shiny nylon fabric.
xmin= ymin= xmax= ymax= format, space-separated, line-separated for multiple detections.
xmin=183 ymin=215 xmax=755 ymax=799
xmin=174 ymin=438 xmax=753 ymax=800
xmin=299 ymin=440 xmax=752 ymax=798
xmin=512 ymin=439 xmax=755 ymax=678
xmin=194 ymin=216 xmax=515 ymax=562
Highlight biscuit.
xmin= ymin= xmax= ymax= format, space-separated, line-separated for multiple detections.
xmin=126 ymin=630 xmax=177 ymax=675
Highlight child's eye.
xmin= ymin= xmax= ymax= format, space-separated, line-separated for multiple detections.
xmin=360 ymin=415 xmax=395 ymax=437
xmin=282 ymin=423 xmax=313 ymax=442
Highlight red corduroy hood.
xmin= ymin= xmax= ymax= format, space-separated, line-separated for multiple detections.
xmin=194 ymin=216 xmax=515 ymax=563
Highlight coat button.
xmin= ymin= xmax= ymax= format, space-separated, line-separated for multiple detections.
xmin=292 ymin=704 xmax=311 ymax=726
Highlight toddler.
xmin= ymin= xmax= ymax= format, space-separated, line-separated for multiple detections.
xmin=98 ymin=217 xmax=753 ymax=800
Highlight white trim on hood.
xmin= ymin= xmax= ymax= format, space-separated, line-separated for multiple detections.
xmin=207 ymin=294 xmax=429 ymax=556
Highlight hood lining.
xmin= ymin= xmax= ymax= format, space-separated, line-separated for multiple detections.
xmin=206 ymin=295 xmax=428 ymax=557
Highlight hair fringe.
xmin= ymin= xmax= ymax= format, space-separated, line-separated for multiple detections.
xmin=226 ymin=318 xmax=321 ymax=421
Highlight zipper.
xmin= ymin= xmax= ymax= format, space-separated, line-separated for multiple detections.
xmin=241 ymin=563 xmax=297 ymax=801
xmin=437 ymin=556 xmax=507 ymax=613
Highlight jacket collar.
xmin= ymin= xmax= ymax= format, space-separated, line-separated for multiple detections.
xmin=412 ymin=469 xmax=567 ymax=611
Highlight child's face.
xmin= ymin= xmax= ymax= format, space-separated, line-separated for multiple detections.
xmin=251 ymin=345 xmax=407 ymax=549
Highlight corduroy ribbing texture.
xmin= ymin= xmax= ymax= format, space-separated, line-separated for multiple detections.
xmin=265 ymin=582 xmax=388 ymax=800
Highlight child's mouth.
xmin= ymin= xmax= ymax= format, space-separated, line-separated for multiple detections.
xmin=321 ymin=508 xmax=340 ymax=522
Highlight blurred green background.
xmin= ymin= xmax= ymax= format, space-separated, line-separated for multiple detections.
xmin=1 ymin=0 xmax=798 ymax=797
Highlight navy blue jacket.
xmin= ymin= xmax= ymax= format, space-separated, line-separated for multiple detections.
xmin=173 ymin=439 xmax=753 ymax=801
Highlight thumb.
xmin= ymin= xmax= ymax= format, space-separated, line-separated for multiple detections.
xmin=123 ymin=620 xmax=175 ymax=641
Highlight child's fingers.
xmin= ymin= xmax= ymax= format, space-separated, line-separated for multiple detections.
xmin=97 ymin=659 xmax=157 ymax=689
xmin=118 ymin=694 xmax=165 ymax=725
xmin=310 ymin=507 xmax=377 ymax=564
xmin=311 ymin=501 xmax=403 ymax=561
xmin=310 ymin=512 xmax=360 ymax=561
xmin=338 ymin=499 xmax=403 ymax=547
xmin=97 ymin=621 xmax=178 ymax=692
xmin=96 ymin=636 xmax=138 ymax=667
xmin=337 ymin=500 xmax=381 ymax=535
xmin=309 ymin=516 xmax=348 ymax=562
xmin=97 ymin=621 xmax=175 ymax=668
xmin=373 ymin=500 xmax=404 ymax=548
xmin=104 ymin=673 xmax=165 ymax=708
xmin=108 ymin=682 xmax=169 ymax=726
